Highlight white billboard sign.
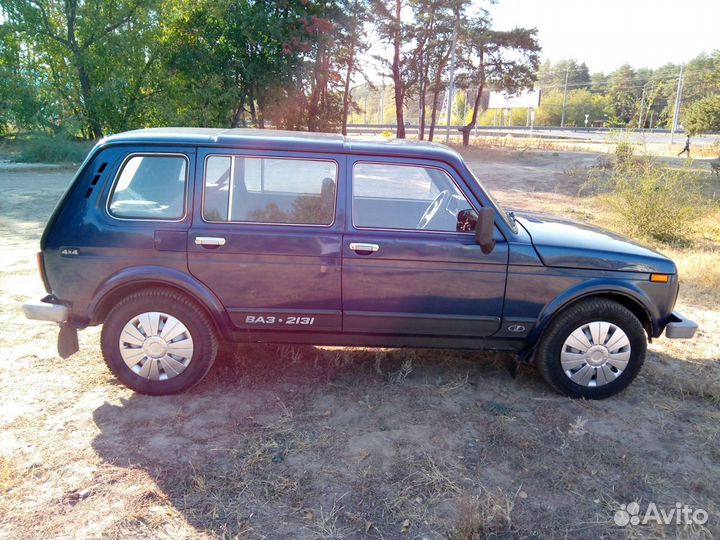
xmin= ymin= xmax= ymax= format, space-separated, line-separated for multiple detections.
xmin=488 ymin=90 xmax=541 ymax=109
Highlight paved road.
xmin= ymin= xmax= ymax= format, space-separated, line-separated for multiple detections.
xmin=346 ymin=125 xmax=720 ymax=147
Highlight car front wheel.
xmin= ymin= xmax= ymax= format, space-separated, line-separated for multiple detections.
xmin=535 ymin=298 xmax=647 ymax=399
xmin=100 ymin=288 xmax=218 ymax=395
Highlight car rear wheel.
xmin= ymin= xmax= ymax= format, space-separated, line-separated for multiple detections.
xmin=535 ymin=298 xmax=647 ymax=399
xmin=101 ymin=288 xmax=218 ymax=395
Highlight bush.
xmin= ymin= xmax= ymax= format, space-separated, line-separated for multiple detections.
xmin=16 ymin=133 xmax=92 ymax=163
xmin=584 ymin=146 xmax=710 ymax=244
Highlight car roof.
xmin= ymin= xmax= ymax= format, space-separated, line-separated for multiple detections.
xmin=99 ymin=127 xmax=464 ymax=165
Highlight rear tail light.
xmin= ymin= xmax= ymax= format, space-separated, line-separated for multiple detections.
xmin=37 ymin=252 xmax=51 ymax=293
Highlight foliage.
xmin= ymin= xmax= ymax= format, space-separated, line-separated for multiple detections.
xmin=584 ymin=146 xmax=710 ymax=244
xmin=1 ymin=0 xmax=718 ymax=139
xmin=683 ymin=94 xmax=720 ymax=135
xmin=534 ymin=53 xmax=720 ymax=130
xmin=535 ymin=59 xmax=591 ymax=92
xmin=534 ymin=89 xmax=608 ymax=127
xmin=0 ymin=0 xmax=163 ymax=138
xmin=606 ymin=64 xmax=637 ymax=125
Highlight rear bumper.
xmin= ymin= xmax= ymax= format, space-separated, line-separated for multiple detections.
xmin=22 ymin=296 xmax=68 ymax=323
xmin=664 ymin=311 xmax=698 ymax=339
xmin=22 ymin=296 xmax=79 ymax=358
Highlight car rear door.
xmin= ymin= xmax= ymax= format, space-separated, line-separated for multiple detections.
xmin=342 ymin=157 xmax=508 ymax=337
xmin=188 ymin=148 xmax=344 ymax=332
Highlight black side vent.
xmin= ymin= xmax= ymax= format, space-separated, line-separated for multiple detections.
xmin=83 ymin=163 xmax=108 ymax=198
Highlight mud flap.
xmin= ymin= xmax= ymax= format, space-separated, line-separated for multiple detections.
xmin=58 ymin=323 xmax=79 ymax=359
xmin=504 ymin=355 xmax=518 ymax=379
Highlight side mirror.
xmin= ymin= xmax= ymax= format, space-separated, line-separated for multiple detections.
xmin=475 ymin=207 xmax=496 ymax=254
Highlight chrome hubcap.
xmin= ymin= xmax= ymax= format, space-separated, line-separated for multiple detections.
xmin=119 ymin=312 xmax=193 ymax=381
xmin=560 ymin=321 xmax=631 ymax=387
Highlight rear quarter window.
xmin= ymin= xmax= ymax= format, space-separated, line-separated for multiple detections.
xmin=203 ymin=155 xmax=337 ymax=225
xmin=108 ymin=154 xmax=188 ymax=220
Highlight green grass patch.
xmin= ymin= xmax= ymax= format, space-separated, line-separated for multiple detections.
xmin=15 ymin=134 xmax=92 ymax=164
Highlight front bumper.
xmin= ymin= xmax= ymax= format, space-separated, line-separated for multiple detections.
xmin=664 ymin=311 xmax=698 ymax=339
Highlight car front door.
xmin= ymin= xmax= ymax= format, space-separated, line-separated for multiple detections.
xmin=188 ymin=149 xmax=344 ymax=332
xmin=342 ymin=158 xmax=508 ymax=337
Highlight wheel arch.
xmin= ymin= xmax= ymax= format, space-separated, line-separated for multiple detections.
xmin=87 ymin=266 xmax=233 ymax=340
xmin=527 ymin=285 xmax=657 ymax=354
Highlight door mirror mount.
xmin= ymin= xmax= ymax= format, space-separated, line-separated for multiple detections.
xmin=474 ymin=207 xmax=496 ymax=254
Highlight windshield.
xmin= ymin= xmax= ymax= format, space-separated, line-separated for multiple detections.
xmin=465 ymin=167 xmax=517 ymax=232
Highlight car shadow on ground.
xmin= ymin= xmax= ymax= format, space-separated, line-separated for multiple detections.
xmin=89 ymin=344 xmax=720 ymax=538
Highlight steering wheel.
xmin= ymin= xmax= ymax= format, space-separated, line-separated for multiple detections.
xmin=417 ymin=190 xmax=451 ymax=230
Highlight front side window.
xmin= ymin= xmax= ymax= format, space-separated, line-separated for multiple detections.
xmin=109 ymin=154 xmax=187 ymax=219
xmin=203 ymin=155 xmax=337 ymax=225
xmin=352 ymin=162 xmax=475 ymax=232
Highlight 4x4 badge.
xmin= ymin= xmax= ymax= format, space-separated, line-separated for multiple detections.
xmin=60 ymin=248 xmax=80 ymax=256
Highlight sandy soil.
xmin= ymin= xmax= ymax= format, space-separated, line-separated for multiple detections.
xmin=0 ymin=150 xmax=718 ymax=540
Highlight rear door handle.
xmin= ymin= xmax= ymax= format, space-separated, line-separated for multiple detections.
xmin=195 ymin=236 xmax=226 ymax=246
xmin=349 ymin=242 xmax=379 ymax=253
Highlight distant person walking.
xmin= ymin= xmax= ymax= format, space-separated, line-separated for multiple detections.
xmin=678 ymin=135 xmax=691 ymax=157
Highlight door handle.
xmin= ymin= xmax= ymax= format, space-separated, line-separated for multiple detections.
xmin=195 ymin=236 xmax=226 ymax=246
xmin=349 ymin=242 xmax=379 ymax=253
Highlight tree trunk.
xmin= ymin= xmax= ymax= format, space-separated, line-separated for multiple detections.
xmin=391 ymin=0 xmax=405 ymax=138
xmin=461 ymin=82 xmax=485 ymax=146
xmin=230 ymin=96 xmax=246 ymax=128
xmin=341 ymin=49 xmax=355 ymax=136
xmin=461 ymin=52 xmax=485 ymax=146
xmin=308 ymin=46 xmax=330 ymax=132
xmin=428 ymin=85 xmax=441 ymax=141
xmin=418 ymin=56 xmax=428 ymax=140
xmin=73 ymin=52 xmax=102 ymax=139
xmin=248 ymin=90 xmax=259 ymax=127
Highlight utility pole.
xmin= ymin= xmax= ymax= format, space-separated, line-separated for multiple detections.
xmin=379 ymin=78 xmax=385 ymax=125
xmin=444 ymin=20 xmax=458 ymax=144
xmin=560 ymin=64 xmax=570 ymax=128
xmin=670 ymin=64 xmax=684 ymax=144
xmin=364 ymin=87 xmax=368 ymax=124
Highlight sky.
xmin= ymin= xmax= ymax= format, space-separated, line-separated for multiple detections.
xmin=488 ymin=0 xmax=720 ymax=74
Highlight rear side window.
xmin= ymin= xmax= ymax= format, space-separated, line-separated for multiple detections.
xmin=203 ymin=155 xmax=337 ymax=225
xmin=108 ymin=154 xmax=187 ymax=220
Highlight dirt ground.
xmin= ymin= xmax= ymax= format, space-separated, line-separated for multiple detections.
xmin=0 ymin=147 xmax=719 ymax=540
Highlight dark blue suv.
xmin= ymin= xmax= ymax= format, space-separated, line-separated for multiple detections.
xmin=23 ymin=128 xmax=697 ymax=398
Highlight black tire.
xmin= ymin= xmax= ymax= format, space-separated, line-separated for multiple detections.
xmin=535 ymin=298 xmax=647 ymax=399
xmin=101 ymin=287 xmax=218 ymax=395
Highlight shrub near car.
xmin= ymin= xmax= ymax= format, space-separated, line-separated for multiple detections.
xmin=23 ymin=128 xmax=697 ymax=398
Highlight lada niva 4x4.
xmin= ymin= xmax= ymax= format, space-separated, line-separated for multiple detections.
xmin=23 ymin=128 xmax=697 ymax=398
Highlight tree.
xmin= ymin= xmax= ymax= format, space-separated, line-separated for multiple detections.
xmin=373 ymin=0 xmax=425 ymax=138
xmin=460 ymin=21 xmax=540 ymax=145
xmin=410 ymin=0 xmax=463 ymax=140
xmin=536 ymin=59 xmax=590 ymax=92
xmin=606 ymin=64 xmax=638 ymax=125
xmin=1 ymin=0 xmax=160 ymax=138
xmin=0 ymin=24 xmax=43 ymax=133
xmin=336 ymin=0 xmax=372 ymax=135
xmin=683 ymin=94 xmax=720 ymax=135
